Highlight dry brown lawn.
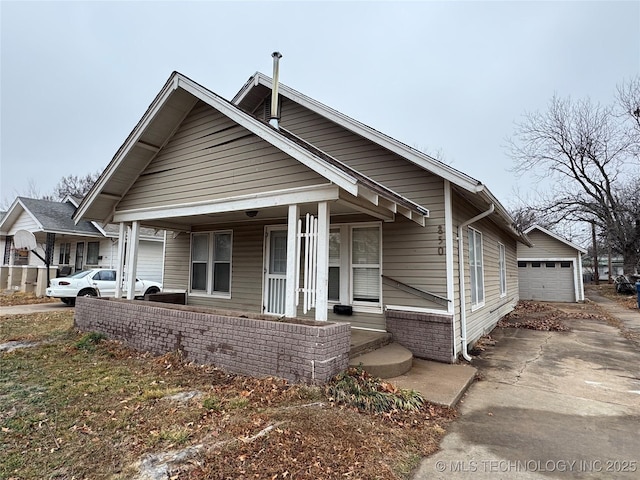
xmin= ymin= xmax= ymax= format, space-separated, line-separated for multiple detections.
xmin=1 ymin=311 xmax=455 ymax=480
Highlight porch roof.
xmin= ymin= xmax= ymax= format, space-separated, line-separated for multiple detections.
xmin=74 ymin=72 xmax=429 ymax=228
xmin=0 ymin=197 xmax=101 ymax=237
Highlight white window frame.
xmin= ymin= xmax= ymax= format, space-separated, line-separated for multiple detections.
xmin=86 ymin=241 xmax=100 ymax=266
xmin=468 ymin=227 xmax=485 ymax=310
xmin=498 ymin=242 xmax=507 ymax=297
xmin=189 ymin=230 xmax=233 ymax=299
xmin=59 ymin=242 xmax=71 ymax=265
xmin=328 ymin=222 xmax=383 ymax=314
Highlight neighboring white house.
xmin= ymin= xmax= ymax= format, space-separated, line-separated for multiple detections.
xmin=0 ymin=196 xmax=164 ymax=296
xmin=517 ymin=225 xmax=586 ymax=302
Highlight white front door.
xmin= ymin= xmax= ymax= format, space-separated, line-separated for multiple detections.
xmin=264 ymin=229 xmax=288 ymax=315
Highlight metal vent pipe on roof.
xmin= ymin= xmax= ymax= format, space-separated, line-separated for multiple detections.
xmin=270 ymin=51 xmax=282 ymax=129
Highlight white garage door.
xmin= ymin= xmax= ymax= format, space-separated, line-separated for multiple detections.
xmin=518 ymin=261 xmax=575 ymax=302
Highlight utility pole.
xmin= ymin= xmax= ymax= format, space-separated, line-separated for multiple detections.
xmin=592 ymin=222 xmax=599 ymax=285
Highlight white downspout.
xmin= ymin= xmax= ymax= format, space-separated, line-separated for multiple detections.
xmin=457 ymin=203 xmax=495 ymax=361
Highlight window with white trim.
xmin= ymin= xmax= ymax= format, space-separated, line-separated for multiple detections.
xmin=59 ymin=243 xmax=71 ymax=265
xmin=468 ymin=228 xmax=484 ymax=308
xmin=87 ymin=242 xmax=100 ymax=265
xmin=498 ymin=243 xmax=507 ymax=297
xmin=327 ymin=223 xmax=382 ymax=312
xmin=190 ymin=231 xmax=232 ymax=296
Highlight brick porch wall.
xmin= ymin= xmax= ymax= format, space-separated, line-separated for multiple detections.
xmin=385 ymin=310 xmax=455 ymax=363
xmin=74 ymin=297 xmax=351 ymax=385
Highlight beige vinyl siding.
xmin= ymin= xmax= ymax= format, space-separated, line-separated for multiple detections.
xmin=117 ymin=101 xmax=327 ymax=211
xmin=165 ymin=223 xmax=267 ymax=313
xmin=453 ymin=193 xmax=519 ymax=346
xmin=381 ymin=216 xmax=449 ymax=310
xmin=163 ymin=232 xmax=190 ymax=292
xmin=278 ymin=98 xmax=444 ymax=207
xmin=163 ymin=217 xmax=391 ymax=330
xmin=275 ymin=97 xmax=451 ymax=313
xmin=517 ymin=230 xmax=578 ymax=258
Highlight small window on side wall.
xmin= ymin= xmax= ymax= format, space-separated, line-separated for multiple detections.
xmin=518 ymin=261 xmax=527 ymax=268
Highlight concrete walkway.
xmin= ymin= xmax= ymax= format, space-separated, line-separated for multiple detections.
xmin=0 ymin=302 xmax=72 ymax=315
xmin=584 ymin=286 xmax=640 ymax=343
xmin=413 ymin=295 xmax=640 ymax=479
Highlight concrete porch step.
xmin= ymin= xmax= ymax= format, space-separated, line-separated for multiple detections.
xmin=349 ymin=342 xmax=413 ymax=379
xmin=349 ymin=330 xmax=393 ymax=358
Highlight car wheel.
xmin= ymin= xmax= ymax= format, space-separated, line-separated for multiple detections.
xmin=61 ymin=298 xmax=71 ymax=306
xmin=145 ymin=287 xmax=160 ymax=296
xmin=78 ymin=289 xmax=98 ymax=300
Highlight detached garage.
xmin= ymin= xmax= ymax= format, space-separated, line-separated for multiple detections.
xmin=517 ymin=225 xmax=586 ymax=302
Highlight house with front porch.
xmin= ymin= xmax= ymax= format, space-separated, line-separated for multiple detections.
xmin=73 ymin=68 xmax=530 ymax=382
xmin=0 ymin=196 xmax=164 ymax=296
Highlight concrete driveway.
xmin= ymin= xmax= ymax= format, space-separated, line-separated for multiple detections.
xmin=414 ymin=312 xmax=640 ymax=479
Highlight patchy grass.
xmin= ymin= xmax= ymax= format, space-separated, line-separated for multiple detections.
xmin=0 ymin=312 xmax=455 ymax=480
xmin=0 ymin=291 xmax=57 ymax=307
xmin=0 ymin=311 xmax=74 ymax=343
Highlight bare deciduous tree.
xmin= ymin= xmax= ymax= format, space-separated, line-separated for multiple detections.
xmin=509 ymin=77 xmax=640 ymax=274
xmin=52 ymin=171 xmax=100 ymax=201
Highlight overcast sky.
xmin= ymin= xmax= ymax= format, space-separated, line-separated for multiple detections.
xmin=1 ymin=1 xmax=638 ymax=210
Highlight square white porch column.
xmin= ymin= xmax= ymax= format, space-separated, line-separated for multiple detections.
xmin=115 ymin=222 xmax=127 ymax=298
xmin=285 ymin=204 xmax=300 ymax=317
xmin=315 ymin=201 xmax=330 ymax=321
xmin=125 ymin=221 xmax=140 ymax=300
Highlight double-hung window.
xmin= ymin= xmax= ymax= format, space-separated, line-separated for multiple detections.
xmin=190 ymin=231 xmax=232 ymax=297
xmin=468 ymin=227 xmax=485 ymax=308
xmin=87 ymin=242 xmax=100 ymax=265
xmin=327 ymin=223 xmax=382 ymax=312
xmin=498 ymin=243 xmax=507 ymax=297
xmin=59 ymin=243 xmax=71 ymax=265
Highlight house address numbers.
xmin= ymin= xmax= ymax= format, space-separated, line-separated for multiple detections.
xmin=438 ymin=225 xmax=445 ymax=256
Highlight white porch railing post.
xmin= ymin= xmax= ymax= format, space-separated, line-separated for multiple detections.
xmin=125 ymin=221 xmax=140 ymax=300
xmin=285 ymin=204 xmax=299 ymax=317
xmin=115 ymin=222 xmax=127 ymax=298
xmin=315 ymin=201 xmax=330 ymax=321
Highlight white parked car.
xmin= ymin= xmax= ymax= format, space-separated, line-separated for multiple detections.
xmin=46 ymin=268 xmax=162 ymax=306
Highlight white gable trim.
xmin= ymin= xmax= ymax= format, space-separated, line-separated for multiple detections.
xmin=76 ymin=72 xmax=361 ymax=224
xmin=0 ymin=199 xmax=44 ymax=235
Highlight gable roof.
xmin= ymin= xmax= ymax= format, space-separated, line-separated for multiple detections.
xmin=234 ymin=72 xmax=485 ymax=193
xmin=0 ymin=197 xmax=101 ymax=236
xmin=233 ymin=72 xmax=530 ymax=245
xmin=524 ymin=224 xmax=587 ymax=254
xmin=74 ymin=72 xmax=429 ymax=226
